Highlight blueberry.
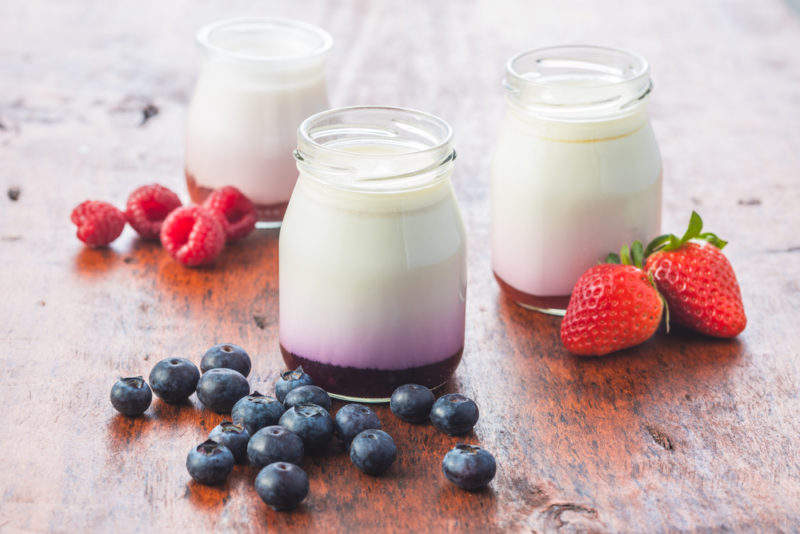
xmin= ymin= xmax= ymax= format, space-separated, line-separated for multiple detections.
xmin=279 ymin=403 xmax=334 ymax=452
xmin=255 ymin=462 xmax=309 ymax=511
xmin=349 ymin=429 xmax=397 ymax=475
xmin=442 ymin=444 xmax=496 ymax=491
xmin=209 ymin=421 xmax=250 ymax=464
xmin=200 ymin=343 xmax=251 ymax=377
xmin=110 ymin=376 xmax=152 ymax=416
xmin=186 ymin=439 xmax=234 ymax=485
xmin=196 ymin=368 xmax=250 ymax=413
xmin=334 ymin=404 xmax=381 ymax=443
xmin=283 ymin=385 xmax=331 ymax=412
xmin=231 ymin=392 xmax=284 ymax=435
xmin=430 ymin=393 xmax=479 ymax=435
xmin=149 ymin=358 xmax=200 ymax=403
xmin=275 ymin=366 xmax=313 ymax=403
xmin=390 ymin=384 xmax=435 ymax=423
xmin=247 ymin=425 xmax=304 ymax=468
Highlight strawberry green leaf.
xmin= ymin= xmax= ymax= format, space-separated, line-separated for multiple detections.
xmin=645 ymin=211 xmax=729 ymax=253
xmin=620 ymin=244 xmax=632 ymax=266
xmin=605 ymin=253 xmax=621 ymax=264
xmin=679 ymin=211 xmax=704 ymax=244
xmin=631 ymin=241 xmax=644 ymax=268
xmin=699 ymin=231 xmax=728 ymax=250
xmin=643 ymin=234 xmax=672 ymax=256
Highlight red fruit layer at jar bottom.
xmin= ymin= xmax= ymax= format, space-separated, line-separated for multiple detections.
xmin=280 ymin=344 xmax=463 ymax=401
xmin=494 ymin=272 xmax=570 ymax=313
xmin=186 ymin=173 xmax=288 ymax=224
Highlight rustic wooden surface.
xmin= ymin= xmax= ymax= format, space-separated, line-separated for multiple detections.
xmin=2 ymin=1 xmax=800 ymax=532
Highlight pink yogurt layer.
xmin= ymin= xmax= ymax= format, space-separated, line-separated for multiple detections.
xmin=279 ymin=306 xmax=465 ymax=371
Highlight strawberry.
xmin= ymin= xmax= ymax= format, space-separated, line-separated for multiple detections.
xmin=644 ymin=211 xmax=746 ymax=338
xmin=561 ymin=243 xmax=664 ymax=356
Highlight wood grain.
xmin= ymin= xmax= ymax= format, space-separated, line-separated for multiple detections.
xmin=2 ymin=0 xmax=800 ymax=532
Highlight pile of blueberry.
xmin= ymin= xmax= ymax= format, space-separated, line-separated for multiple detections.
xmin=110 ymin=343 xmax=496 ymax=511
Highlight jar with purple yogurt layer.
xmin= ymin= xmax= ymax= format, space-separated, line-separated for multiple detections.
xmin=279 ymin=106 xmax=467 ymax=402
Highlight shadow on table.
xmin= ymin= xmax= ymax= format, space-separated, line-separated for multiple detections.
xmin=493 ymin=289 xmax=747 ymax=433
xmin=72 ymin=243 xmax=129 ymax=275
xmin=494 ymin=288 xmax=745 ymax=379
xmin=106 ymin=412 xmax=157 ymax=445
xmin=435 ymin=483 xmax=499 ymax=530
xmin=72 ymin=228 xmax=279 ymax=286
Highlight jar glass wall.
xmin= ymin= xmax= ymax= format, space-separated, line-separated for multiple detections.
xmin=185 ymin=17 xmax=332 ymax=227
xmin=279 ymin=106 xmax=467 ymax=402
xmin=491 ymin=45 xmax=662 ymax=315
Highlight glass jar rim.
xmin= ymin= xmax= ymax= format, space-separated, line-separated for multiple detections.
xmin=295 ymin=106 xmax=456 ymax=193
xmin=298 ymin=105 xmax=453 ymax=157
xmin=504 ymin=45 xmax=653 ymax=119
xmin=196 ymin=17 xmax=333 ymax=63
xmin=507 ymin=45 xmax=650 ymax=88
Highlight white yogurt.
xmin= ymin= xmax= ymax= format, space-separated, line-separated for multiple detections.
xmin=491 ymin=46 xmax=662 ymax=312
xmin=184 ymin=18 xmax=331 ymax=222
xmin=280 ymin=170 xmax=467 ymax=369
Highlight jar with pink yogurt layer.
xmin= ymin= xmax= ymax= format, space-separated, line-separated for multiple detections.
xmin=279 ymin=106 xmax=467 ymax=402
xmin=185 ymin=17 xmax=332 ymax=227
xmin=491 ymin=45 xmax=663 ymax=315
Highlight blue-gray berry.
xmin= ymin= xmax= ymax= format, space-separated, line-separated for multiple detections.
xmin=275 ymin=366 xmax=313 ymax=403
xmin=209 ymin=421 xmax=250 ymax=464
xmin=232 ymin=392 xmax=284 ymax=435
xmin=349 ymin=429 xmax=396 ymax=475
xmin=334 ymin=404 xmax=381 ymax=443
xmin=442 ymin=444 xmax=496 ymax=490
xmin=390 ymin=384 xmax=434 ymax=423
xmin=255 ymin=462 xmax=309 ymax=511
xmin=279 ymin=403 xmax=333 ymax=452
xmin=186 ymin=439 xmax=234 ymax=485
xmin=110 ymin=376 xmax=152 ymax=416
xmin=430 ymin=393 xmax=479 ymax=435
xmin=149 ymin=358 xmax=200 ymax=403
xmin=283 ymin=385 xmax=331 ymax=412
xmin=200 ymin=343 xmax=251 ymax=377
xmin=248 ymin=425 xmax=304 ymax=468
xmin=196 ymin=368 xmax=250 ymax=413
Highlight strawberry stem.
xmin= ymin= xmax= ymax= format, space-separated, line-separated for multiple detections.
xmin=644 ymin=211 xmax=728 ymax=255
xmin=605 ymin=241 xmax=645 ymax=267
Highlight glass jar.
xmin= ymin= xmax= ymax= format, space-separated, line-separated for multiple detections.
xmin=491 ymin=45 xmax=663 ymax=315
xmin=185 ymin=17 xmax=332 ymax=227
xmin=279 ymin=106 xmax=467 ymax=402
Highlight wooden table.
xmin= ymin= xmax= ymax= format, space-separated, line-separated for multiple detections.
xmin=2 ymin=1 xmax=799 ymax=532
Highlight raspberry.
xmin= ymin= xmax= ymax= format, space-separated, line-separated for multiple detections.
xmin=160 ymin=205 xmax=225 ymax=266
xmin=70 ymin=200 xmax=126 ymax=247
xmin=125 ymin=184 xmax=182 ymax=239
xmin=203 ymin=186 xmax=257 ymax=242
